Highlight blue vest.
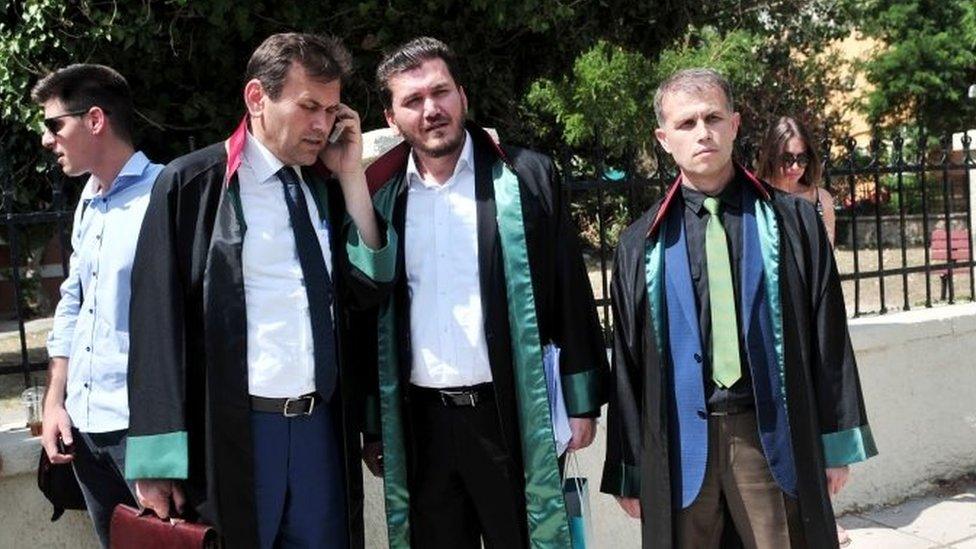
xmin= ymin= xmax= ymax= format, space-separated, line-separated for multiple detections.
xmin=658 ymin=185 xmax=797 ymax=508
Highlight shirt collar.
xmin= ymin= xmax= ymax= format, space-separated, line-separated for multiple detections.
xmin=244 ymin=131 xmax=303 ymax=184
xmin=405 ymin=130 xmax=473 ymax=189
xmin=681 ymin=175 xmax=742 ymax=215
xmin=87 ymin=151 xmax=152 ymax=198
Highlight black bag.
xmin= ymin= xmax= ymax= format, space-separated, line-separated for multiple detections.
xmin=37 ymin=449 xmax=87 ymax=521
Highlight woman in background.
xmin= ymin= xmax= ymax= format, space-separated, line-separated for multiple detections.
xmin=757 ymin=116 xmax=836 ymax=247
xmin=758 ymin=116 xmax=849 ymax=547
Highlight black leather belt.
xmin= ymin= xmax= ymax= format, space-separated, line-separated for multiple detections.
xmin=708 ymin=402 xmax=754 ymax=416
xmin=410 ymin=383 xmax=494 ymax=407
xmin=250 ymin=393 xmax=321 ymax=416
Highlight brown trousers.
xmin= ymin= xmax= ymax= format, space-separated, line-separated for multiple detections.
xmin=677 ymin=411 xmax=805 ymax=549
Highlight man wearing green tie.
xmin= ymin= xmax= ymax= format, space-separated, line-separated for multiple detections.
xmin=601 ymin=68 xmax=876 ymax=548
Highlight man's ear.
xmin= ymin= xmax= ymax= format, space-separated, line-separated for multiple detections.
xmin=655 ymin=128 xmax=671 ymax=154
xmin=244 ymin=79 xmax=266 ymax=117
xmin=384 ymin=109 xmax=401 ymax=135
xmin=88 ymin=107 xmax=107 ymax=136
xmin=459 ymin=85 xmax=468 ymax=117
xmin=731 ymin=112 xmax=741 ymax=139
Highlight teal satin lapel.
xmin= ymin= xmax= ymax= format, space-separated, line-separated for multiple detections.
xmin=493 ymin=162 xmax=572 ymax=548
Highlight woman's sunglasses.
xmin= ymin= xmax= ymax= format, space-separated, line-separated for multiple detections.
xmin=780 ymin=152 xmax=810 ymax=168
xmin=42 ymin=109 xmax=91 ymax=134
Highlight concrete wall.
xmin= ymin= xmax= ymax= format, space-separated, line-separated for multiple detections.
xmin=2 ymin=303 xmax=974 ymax=548
xmin=833 ymin=302 xmax=976 ymax=512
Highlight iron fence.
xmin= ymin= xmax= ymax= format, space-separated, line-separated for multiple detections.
xmin=1 ymin=129 xmax=974 ymax=388
xmin=559 ymin=129 xmax=976 ymax=338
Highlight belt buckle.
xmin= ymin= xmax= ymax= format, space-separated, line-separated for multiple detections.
xmin=439 ymin=390 xmax=477 ymax=407
xmin=283 ymin=395 xmax=315 ymax=417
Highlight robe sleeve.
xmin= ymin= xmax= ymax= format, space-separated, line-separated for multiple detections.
xmin=545 ymin=157 xmax=608 ymax=417
xmin=804 ymin=204 xmax=878 ymax=468
xmin=124 ymin=169 xmax=189 ymax=480
xmin=340 ymin=208 xmax=397 ymax=311
xmin=600 ymin=244 xmax=643 ymax=498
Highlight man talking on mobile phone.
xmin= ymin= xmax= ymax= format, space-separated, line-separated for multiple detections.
xmin=123 ymin=33 xmax=396 ymax=549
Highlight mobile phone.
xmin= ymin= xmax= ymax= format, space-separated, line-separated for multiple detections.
xmin=328 ymin=124 xmax=345 ymax=144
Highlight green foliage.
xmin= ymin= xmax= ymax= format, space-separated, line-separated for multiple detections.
xmin=526 ymin=41 xmax=656 ymax=158
xmin=854 ymin=0 xmax=976 ymax=132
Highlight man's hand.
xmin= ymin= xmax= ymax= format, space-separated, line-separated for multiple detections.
xmin=826 ymin=466 xmax=850 ymax=496
xmin=319 ymin=104 xmax=383 ymax=251
xmin=567 ymin=418 xmax=596 ymax=451
xmin=616 ymin=496 xmax=642 ymax=519
xmin=362 ymin=441 xmax=384 ymax=477
xmin=41 ymin=404 xmax=74 ymax=464
xmin=319 ymin=104 xmax=364 ymax=180
xmin=136 ymin=479 xmax=186 ymax=520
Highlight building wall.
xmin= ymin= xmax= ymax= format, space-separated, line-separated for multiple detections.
xmin=2 ymin=304 xmax=975 ymax=548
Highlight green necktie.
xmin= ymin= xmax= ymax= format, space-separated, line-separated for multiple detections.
xmin=703 ymin=196 xmax=741 ymax=388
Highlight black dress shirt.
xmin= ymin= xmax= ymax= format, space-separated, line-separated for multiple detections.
xmin=680 ymin=177 xmax=755 ymax=411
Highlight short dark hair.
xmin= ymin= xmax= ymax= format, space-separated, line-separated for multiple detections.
xmin=376 ymin=37 xmax=462 ymax=108
xmin=31 ymin=64 xmax=135 ymax=143
xmin=245 ymin=33 xmax=352 ymax=100
xmin=654 ymin=68 xmax=735 ymax=126
xmin=756 ymin=116 xmax=823 ymax=187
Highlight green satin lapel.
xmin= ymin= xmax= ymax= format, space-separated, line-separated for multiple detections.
xmin=493 ymin=162 xmax=572 ymax=548
xmin=372 ymin=181 xmax=411 ymax=549
xmin=645 ymin=225 xmax=666 ymax=356
xmin=755 ymin=200 xmax=786 ymax=406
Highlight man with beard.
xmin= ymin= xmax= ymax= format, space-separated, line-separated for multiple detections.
xmin=360 ymin=37 xmax=608 ymax=548
xmin=123 ymin=33 xmax=396 ymax=548
xmin=601 ymin=68 xmax=876 ymax=548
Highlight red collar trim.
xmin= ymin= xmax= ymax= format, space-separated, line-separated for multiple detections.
xmin=223 ymin=116 xmax=249 ymax=186
xmin=223 ymin=115 xmax=333 ymax=187
xmin=646 ymin=163 xmax=770 ymax=238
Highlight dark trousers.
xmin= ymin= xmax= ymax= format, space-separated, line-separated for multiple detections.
xmin=71 ymin=428 xmax=138 ymax=549
xmin=251 ymin=404 xmax=347 ymax=549
xmin=409 ymin=386 xmax=528 ymax=549
xmin=677 ymin=411 xmax=805 ymax=549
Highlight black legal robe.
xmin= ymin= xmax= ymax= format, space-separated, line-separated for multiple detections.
xmin=602 ymin=180 xmax=877 ymax=549
xmin=125 ymin=130 xmax=394 ymax=549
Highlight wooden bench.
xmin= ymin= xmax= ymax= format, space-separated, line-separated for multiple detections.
xmin=930 ymin=229 xmax=972 ymax=299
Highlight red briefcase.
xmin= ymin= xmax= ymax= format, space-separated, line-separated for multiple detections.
xmin=110 ymin=504 xmax=218 ymax=549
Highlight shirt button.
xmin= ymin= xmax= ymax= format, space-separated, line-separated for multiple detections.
xmin=92 ymin=271 xmax=97 ymax=277
xmin=697 ymin=409 xmax=707 ymax=419
xmin=694 ymin=353 xmax=703 ymax=363
xmin=88 ymin=308 xmax=93 ymax=314
xmin=85 ymin=346 xmax=91 ymax=352
xmin=83 ymin=383 xmax=89 ymax=389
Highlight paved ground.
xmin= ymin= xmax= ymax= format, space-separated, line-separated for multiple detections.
xmin=839 ymin=477 xmax=976 ymax=548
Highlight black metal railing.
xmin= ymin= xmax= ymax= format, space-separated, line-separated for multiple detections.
xmin=559 ymin=129 xmax=975 ymax=338
xmin=1 ymin=129 xmax=974 ymax=388
xmin=0 ymin=161 xmax=75 ymax=385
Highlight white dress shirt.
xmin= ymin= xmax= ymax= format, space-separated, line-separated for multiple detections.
xmin=46 ymin=152 xmax=162 ymax=432
xmin=406 ymin=131 xmax=493 ymax=388
xmin=239 ymin=132 xmax=333 ymax=398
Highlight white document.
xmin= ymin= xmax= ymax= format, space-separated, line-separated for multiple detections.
xmin=543 ymin=343 xmax=573 ymax=456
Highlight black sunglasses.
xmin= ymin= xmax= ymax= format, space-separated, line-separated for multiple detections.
xmin=42 ymin=109 xmax=92 ymax=134
xmin=779 ymin=152 xmax=810 ymax=168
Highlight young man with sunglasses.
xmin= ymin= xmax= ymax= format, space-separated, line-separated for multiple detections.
xmin=34 ymin=64 xmax=163 ymax=548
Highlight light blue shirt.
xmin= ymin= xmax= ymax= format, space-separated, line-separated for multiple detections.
xmin=46 ymin=151 xmax=163 ymax=433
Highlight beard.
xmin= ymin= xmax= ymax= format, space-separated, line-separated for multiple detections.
xmin=403 ymin=119 xmax=466 ymax=159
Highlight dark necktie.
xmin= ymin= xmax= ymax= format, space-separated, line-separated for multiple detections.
xmin=277 ymin=167 xmax=337 ymax=400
